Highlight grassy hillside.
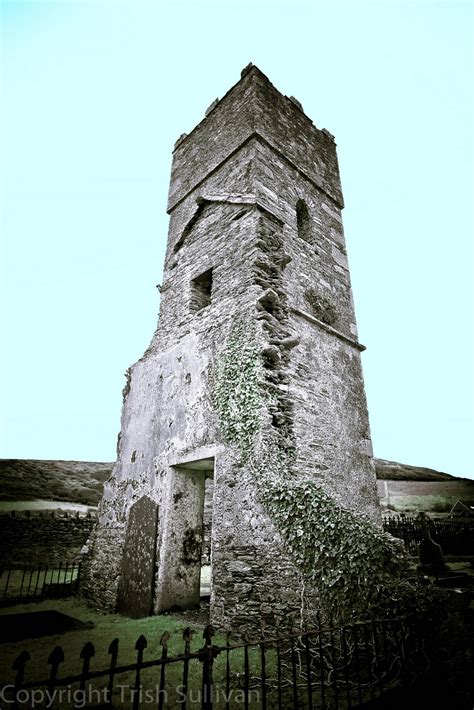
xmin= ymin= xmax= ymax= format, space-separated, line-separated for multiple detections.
xmin=0 ymin=460 xmax=112 ymax=505
xmin=374 ymin=458 xmax=466 ymax=482
xmin=0 ymin=457 xmax=470 ymax=507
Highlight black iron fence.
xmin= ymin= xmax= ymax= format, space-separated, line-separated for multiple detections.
xmin=0 ymin=563 xmax=81 ymax=602
xmin=4 ymin=615 xmax=431 ymax=709
xmin=383 ymin=515 xmax=474 ymax=555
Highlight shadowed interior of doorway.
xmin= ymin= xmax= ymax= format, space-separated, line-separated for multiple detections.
xmin=200 ymin=475 xmax=213 ymax=599
xmin=157 ymin=456 xmax=214 ymax=613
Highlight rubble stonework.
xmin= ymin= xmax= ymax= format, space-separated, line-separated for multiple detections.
xmin=0 ymin=510 xmax=95 ymax=566
xmin=81 ymin=65 xmax=382 ymax=629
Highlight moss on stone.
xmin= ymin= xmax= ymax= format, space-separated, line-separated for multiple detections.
xmin=210 ymin=317 xmax=264 ymax=455
xmin=259 ymin=472 xmax=406 ymax=615
xmin=210 ymin=315 xmax=406 ymax=620
xmin=304 ymin=288 xmax=339 ymax=326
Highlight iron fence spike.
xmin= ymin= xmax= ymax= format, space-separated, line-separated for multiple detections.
xmin=203 ymin=624 xmax=215 ymax=644
xmin=12 ymin=650 xmax=30 ymax=670
xmin=135 ymin=634 xmax=147 ymax=651
xmin=80 ymin=641 xmax=95 ymax=659
xmin=160 ymin=631 xmax=171 ymax=648
xmin=108 ymin=637 xmax=119 ymax=655
xmin=48 ymin=646 xmax=65 ymax=665
xmin=183 ymin=627 xmax=193 ymax=641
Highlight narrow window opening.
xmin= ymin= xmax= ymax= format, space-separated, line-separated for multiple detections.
xmin=190 ymin=268 xmax=213 ymax=313
xmin=173 ymin=234 xmax=186 ymax=253
xmin=296 ymin=199 xmax=313 ymax=243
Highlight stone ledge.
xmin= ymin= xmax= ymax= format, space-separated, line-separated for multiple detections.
xmin=168 ymin=132 xmax=343 ymax=214
xmin=169 ymin=444 xmax=225 ymax=469
xmin=291 ymin=307 xmax=366 ymax=352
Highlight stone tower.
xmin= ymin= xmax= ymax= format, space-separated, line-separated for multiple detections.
xmin=82 ymin=65 xmax=381 ymax=630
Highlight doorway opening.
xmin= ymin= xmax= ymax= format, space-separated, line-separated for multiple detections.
xmin=157 ymin=456 xmax=214 ymax=613
xmin=200 ymin=475 xmax=214 ymax=599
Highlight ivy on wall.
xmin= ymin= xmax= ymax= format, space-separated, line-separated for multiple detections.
xmin=259 ymin=476 xmax=405 ymax=613
xmin=210 ymin=314 xmax=407 ymax=619
xmin=209 ymin=318 xmax=264 ymax=455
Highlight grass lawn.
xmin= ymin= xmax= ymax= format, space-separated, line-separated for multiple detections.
xmin=1 ymin=565 xmax=210 ymax=602
xmin=382 ymin=494 xmax=461 ymax=513
xmin=0 ymin=598 xmax=282 ymax=708
xmin=0 ymin=567 xmax=79 ymax=599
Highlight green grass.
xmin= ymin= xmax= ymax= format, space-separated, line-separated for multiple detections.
xmin=2 ymin=565 xmax=209 ymax=604
xmin=382 ymin=494 xmax=460 ymax=513
xmin=0 ymin=598 xmax=200 ymax=676
xmin=0 ymin=598 xmax=282 ymax=709
xmin=0 ymin=568 xmax=79 ymax=598
xmin=0 ymin=598 xmax=415 ymax=709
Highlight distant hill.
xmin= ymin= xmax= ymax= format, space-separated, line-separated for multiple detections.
xmin=0 ymin=457 xmax=469 ymax=507
xmin=0 ymin=459 xmax=112 ymax=506
xmin=373 ymin=459 xmax=466 ymax=482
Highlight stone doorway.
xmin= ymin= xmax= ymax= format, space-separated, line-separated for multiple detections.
xmin=155 ymin=457 xmax=214 ymax=613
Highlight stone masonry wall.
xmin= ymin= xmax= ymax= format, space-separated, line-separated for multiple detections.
xmin=168 ymin=65 xmax=343 ymax=211
xmin=81 ymin=197 xmax=264 ymax=610
xmin=83 ymin=65 xmax=381 ymax=630
xmin=210 ymin=448 xmax=303 ymax=630
xmin=0 ymin=511 xmax=95 ymax=566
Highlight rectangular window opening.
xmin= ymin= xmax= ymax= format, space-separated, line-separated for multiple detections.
xmin=190 ymin=268 xmax=213 ymax=313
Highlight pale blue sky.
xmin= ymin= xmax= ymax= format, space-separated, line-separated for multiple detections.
xmin=1 ymin=0 xmax=473 ymax=478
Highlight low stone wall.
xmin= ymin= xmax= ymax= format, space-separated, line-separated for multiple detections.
xmin=3 ymin=477 xmax=472 ymax=573
xmin=0 ymin=510 xmax=96 ymax=566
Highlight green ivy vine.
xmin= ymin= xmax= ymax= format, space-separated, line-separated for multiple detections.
xmin=258 ymin=474 xmax=406 ymax=613
xmin=210 ymin=317 xmax=263 ymax=455
xmin=210 ymin=315 xmax=406 ymax=618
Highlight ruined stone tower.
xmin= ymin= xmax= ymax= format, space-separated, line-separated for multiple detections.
xmin=82 ymin=65 xmax=381 ymax=630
